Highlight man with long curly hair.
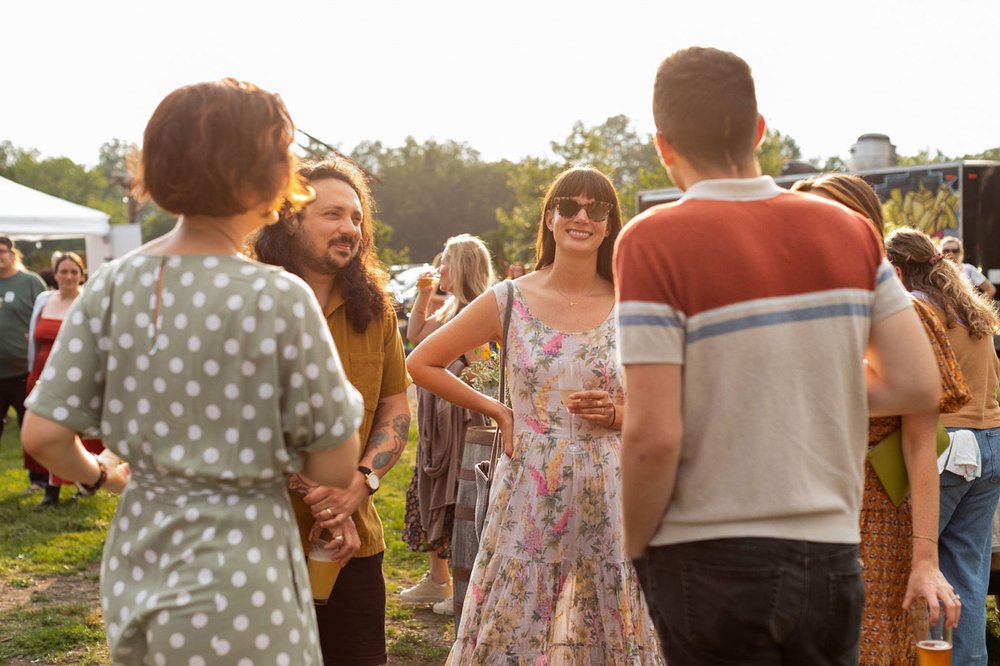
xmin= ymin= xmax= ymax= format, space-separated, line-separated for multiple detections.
xmin=252 ymin=156 xmax=411 ymax=666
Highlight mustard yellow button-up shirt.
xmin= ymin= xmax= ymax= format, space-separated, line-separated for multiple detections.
xmin=324 ymin=285 xmax=410 ymax=557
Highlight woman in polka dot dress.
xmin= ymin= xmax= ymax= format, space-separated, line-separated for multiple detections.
xmin=22 ymin=79 xmax=365 ymax=665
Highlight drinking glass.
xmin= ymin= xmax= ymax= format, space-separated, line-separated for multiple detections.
xmin=416 ymin=268 xmax=439 ymax=291
xmin=558 ymin=361 xmax=585 ymax=454
xmin=909 ymin=599 xmax=952 ymax=666
xmin=307 ymin=530 xmax=342 ymax=606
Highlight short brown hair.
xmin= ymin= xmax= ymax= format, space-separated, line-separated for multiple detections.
xmin=653 ymin=47 xmax=758 ymax=170
xmin=535 ymin=166 xmax=623 ymax=283
xmin=138 ymin=78 xmax=310 ymax=217
xmin=0 ymin=235 xmax=23 ymax=266
xmin=792 ymin=174 xmax=886 ymax=237
xmin=54 ymin=251 xmax=87 ymax=283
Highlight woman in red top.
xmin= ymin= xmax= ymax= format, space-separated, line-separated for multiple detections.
xmin=25 ymin=252 xmax=103 ymax=507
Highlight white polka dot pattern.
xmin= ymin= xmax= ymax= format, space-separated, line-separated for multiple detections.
xmin=24 ymin=255 xmax=363 ymax=663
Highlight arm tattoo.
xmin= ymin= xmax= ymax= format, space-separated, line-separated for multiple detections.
xmin=368 ymin=403 xmax=411 ymax=472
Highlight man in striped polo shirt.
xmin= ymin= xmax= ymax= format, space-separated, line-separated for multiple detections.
xmin=615 ymin=47 xmax=941 ymax=665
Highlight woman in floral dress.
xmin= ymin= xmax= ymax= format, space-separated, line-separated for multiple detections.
xmin=408 ymin=166 xmax=664 ymax=664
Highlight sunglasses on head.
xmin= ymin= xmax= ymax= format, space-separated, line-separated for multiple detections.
xmin=551 ymin=197 xmax=613 ymax=222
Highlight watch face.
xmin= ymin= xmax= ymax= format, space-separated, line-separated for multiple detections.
xmin=367 ymin=474 xmax=380 ymax=491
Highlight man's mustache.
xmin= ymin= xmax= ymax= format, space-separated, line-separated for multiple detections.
xmin=328 ymin=235 xmax=357 ymax=249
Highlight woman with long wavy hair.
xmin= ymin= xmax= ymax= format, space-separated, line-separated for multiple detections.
xmin=886 ymin=227 xmax=1000 ymax=665
xmin=399 ymin=234 xmax=495 ymax=615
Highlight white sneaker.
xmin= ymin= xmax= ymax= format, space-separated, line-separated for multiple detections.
xmin=399 ymin=572 xmax=452 ymax=604
xmin=432 ymin=596 xmax=454 ymax=616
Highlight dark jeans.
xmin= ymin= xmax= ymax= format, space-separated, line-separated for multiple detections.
xmin=635 ymin=537 xmax=864 ymax=666
xmin=314 ymin=551 xmax=387 ymax=665
xmin=0 ymin=374 xmax=27 ymax=444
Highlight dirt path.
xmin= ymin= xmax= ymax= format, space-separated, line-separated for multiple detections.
xmin=0 ymin=566 xmax=452 ymax=665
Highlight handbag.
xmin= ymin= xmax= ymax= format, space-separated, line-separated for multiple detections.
xmin=866 ymin=420 xmax=951 ymax=506
xmin=473 ymin=281 xmax=513 ymax=541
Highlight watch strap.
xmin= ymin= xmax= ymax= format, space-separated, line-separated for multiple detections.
xmin=76 ymin=455 xmax=108 ymax=497
xmin=358 ymin=466 xmax=378 ymax=494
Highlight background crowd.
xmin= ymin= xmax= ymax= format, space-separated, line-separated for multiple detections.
xmin=1 ymin=45 xmax=998 ymax=666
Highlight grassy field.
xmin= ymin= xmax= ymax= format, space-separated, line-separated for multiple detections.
xmin=0 ymin=411 xmax=451 ymax=665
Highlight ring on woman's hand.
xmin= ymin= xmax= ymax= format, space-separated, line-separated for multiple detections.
xmin=324 ymin=508 xmax=333 ymax=519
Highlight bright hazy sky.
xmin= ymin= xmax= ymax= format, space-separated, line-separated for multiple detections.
xmin=3 ymin=0 xmax=998 ymax=167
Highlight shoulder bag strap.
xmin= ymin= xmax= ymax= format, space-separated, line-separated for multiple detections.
xmin=486 ymin=281 xmax=514 ymax=486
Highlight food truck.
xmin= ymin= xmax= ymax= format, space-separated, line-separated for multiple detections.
xmin=637 ymin=161 xmax=1000 ymax=285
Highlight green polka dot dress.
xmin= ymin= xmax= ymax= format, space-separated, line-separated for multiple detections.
xmin=26 ymin=254 xmax=364 ymax=665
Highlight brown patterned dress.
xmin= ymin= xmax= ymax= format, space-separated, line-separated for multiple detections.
xmin=859 ymin=297 xmax=971 ymax=664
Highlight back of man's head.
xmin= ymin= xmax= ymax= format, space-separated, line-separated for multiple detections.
xmin=653 ymin=47 xmax=758 ymax=171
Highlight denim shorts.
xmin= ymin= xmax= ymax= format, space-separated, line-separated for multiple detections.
xmin=635 ymin=537 xmax=863 ymax=665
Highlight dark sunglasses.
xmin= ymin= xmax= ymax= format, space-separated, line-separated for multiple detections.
xmin=551 ymin=197 xmax=613 ymax=222
xmin=942 ymin=247 xmax=959 ymax=254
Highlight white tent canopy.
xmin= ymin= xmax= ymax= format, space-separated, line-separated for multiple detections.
xmin=0 ymin=175 xmax=110 ymax=239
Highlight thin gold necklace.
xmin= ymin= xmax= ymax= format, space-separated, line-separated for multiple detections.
xmin=552 ymin=277 xmax=601 ymax=307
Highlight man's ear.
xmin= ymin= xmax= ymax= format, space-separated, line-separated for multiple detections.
xmin=654 ymin=132 xmax=674 ymax=170
xmin=754 ymin=114 xmax=767 ymax=149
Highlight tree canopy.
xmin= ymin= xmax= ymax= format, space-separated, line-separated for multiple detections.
xmin=3 ymin=125 xmax=997 ymax=273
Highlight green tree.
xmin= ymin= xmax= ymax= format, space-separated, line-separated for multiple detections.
xmin=756 ymin=128 xmax=802 ymax=176
xmin=897 ymin=148 xmax=952 ymax=166
xmin=491 ymin=157 xmax=560 ymax=270
xmin=352 ymin=138 xmax=515 ymax=262
xmin=820 ymin=155 xmax=849 ymax=172
xmin=372 ymin=217 xmax=410 ymax=266
xmin=962 ymin=147 xmax=1000 ymax=161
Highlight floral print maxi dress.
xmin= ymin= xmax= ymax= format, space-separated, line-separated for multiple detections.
xmin=449 ymin=282 xmax=665 ymax=665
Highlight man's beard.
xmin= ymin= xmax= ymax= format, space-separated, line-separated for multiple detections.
xmin=298 ymin=234 xmax=358 ymax=276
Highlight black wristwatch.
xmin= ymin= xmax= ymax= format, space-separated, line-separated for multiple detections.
xmin=358 ymin=465 xmax=380 ymax=495
xmin=76 ymin=455 xmax=108 ymax=497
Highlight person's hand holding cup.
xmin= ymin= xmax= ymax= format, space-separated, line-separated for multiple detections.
xmin=416 ymin=270 xmax=437 ymax=293
xmin=909 ymin=597 xmax=953 ymax=664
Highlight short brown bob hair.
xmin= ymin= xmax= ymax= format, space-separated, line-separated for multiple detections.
xmin=653 ymin=47 xmax=759 ymax=171
xmin=138 ymin=78 xmax=310 ymax=217
xmin=535 ymin=166 xmax=623 ymax=283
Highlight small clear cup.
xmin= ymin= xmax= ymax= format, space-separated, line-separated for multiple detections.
xmin=307 ymin=531 xmax=342 ymax=606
